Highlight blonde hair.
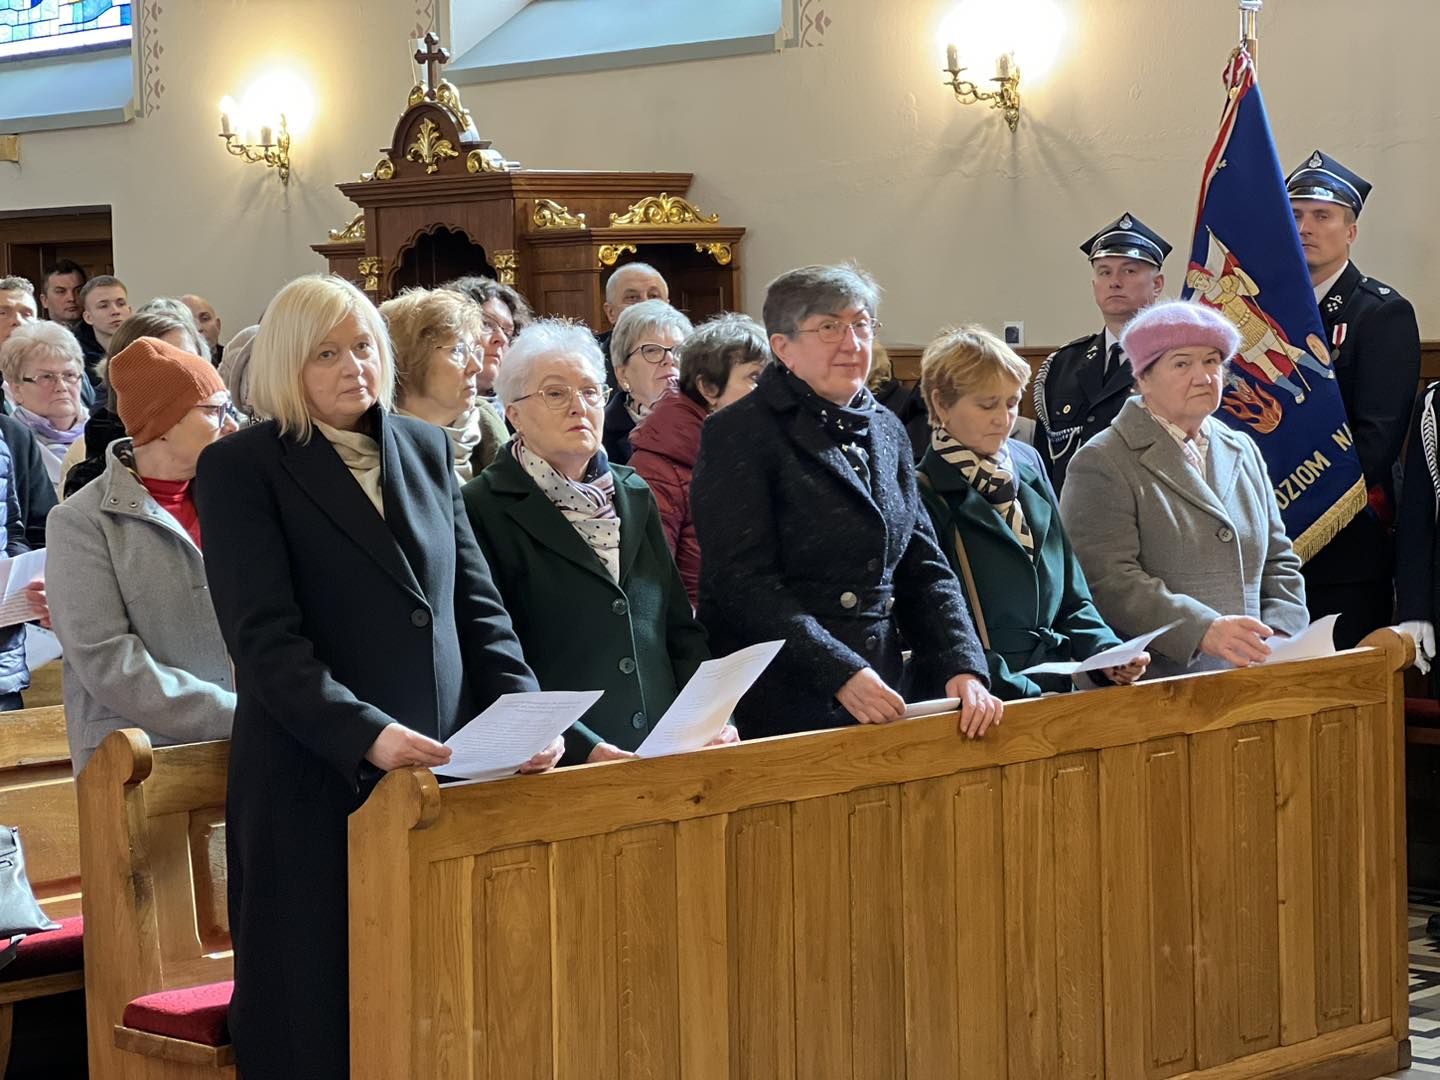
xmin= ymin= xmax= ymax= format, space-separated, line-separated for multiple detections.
xmin=248 ymin=275 xmax=394 ymax=440
xmin=378 ymin=288 xmax=483 ymax=403
xmin=866 ymin=340 xmax=893 ymax=389
xmin=920 ymin=324 xmax=1030 ymax=415
xmin=0 ymin=320 xmax=83 ymax=385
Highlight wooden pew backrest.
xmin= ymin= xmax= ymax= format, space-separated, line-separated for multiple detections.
xmin=349 ymin=631 xmax=1413 ymax=1080
xmin=0 ymin=705 xmax=77 ymax=921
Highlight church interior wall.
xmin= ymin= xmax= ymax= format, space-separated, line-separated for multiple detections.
xmin=2 ymin=0 xmax=1435 ymax=346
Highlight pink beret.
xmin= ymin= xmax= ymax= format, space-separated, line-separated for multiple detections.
xmin=1120 ymin=300 xmax=1243 ymax=376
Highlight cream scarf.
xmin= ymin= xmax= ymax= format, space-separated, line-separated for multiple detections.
xmin=315 ymin=419 xmax=384 ymax=518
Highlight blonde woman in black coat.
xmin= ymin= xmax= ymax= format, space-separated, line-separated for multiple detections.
xmin=690 ymin=264 xmax=1000 ymax=740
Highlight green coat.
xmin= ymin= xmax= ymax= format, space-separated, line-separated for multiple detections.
xmin=462 ymin=451 xmax=709 ymax=763
xmin=917 ymin=439 xmax=1120 ymax=699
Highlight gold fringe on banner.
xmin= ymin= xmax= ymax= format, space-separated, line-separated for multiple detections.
xmin=1291 ymin=476 xmax=1365 ymax=563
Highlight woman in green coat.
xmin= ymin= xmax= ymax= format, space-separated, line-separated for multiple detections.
xmin=462 ymin=319 xmax=726 ymax=764
xmin=916 ymin=325 xmax=1149 ymax=700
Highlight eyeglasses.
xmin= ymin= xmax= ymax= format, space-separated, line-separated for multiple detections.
xmin=481 ymin=319 xmax=514 ymax=345
xmin=627 ymin=343 xmax=679 ymax=366
xmin=513 ymin=384 xmax=611 ymax=411
xmin=793 ymin=317 xmax=882 ymax=344
xmin=436 ymin=342 xmax=481 ymax=365
xmin=193 ymin=402 xmax=240 ymax=426
xmin=20 ymin=371 xmax=83 ymax=389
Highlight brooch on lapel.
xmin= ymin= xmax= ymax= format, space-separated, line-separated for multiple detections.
xmin=1323 ymin=293 xmax=1343 ymax=315
xmin=1331 ymin=323 xmax=1347 ymax=348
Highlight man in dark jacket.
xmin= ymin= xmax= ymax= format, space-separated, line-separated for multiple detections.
xmin=0 ymin=435 xmax=33 ymax=709
xmin=1288 ymin=150 xmax=1421 ymax=648
xmin=0 ymin=416 xmax=57 ymax=549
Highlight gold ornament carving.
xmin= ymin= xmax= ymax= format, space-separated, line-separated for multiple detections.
xmin=492 ymin=250 xmax=518 ymax=286
xmin=610 ymin=193 xmax=720 ymax=227
xmin=329 ymin=213 xmax=365 ymax=242
xmin=364 ymin=156 xmax=395 ymax=182
xmin=597 ymin=244 xmax=638 ymax=267
xmin=357 ymin=256 xmax=383 ymax=292
xmin=532 ymin=199 xmax=587 ymax=230
xmin=695 ymin=242 xmax=733 ymax=266
xmin=466 ymin=148 xmax=509 ymax=174
xmin=406 ymin=118 xmax=459 ymax=174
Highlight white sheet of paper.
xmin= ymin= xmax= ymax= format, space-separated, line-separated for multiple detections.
xmin=903 ymin=698 xmax=961 ymax=719
xmin=442 ymin=690 xmax=603 ymax=781
xmin=1259 ymin=613 xmax=1339 ymax=666
xmin=0 ymin=549 xmax=45 ymax=629
xmin=24 ymin=625 xmax=62 ymax=670
xmin=636 ymin=640 xmax=784 ymax=758
xmin=1016 ymin=620 xmax=1180 ymax=678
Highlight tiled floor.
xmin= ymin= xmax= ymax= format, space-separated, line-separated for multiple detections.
xmin=1390 ymin=904 xmax=1440 ymax=1076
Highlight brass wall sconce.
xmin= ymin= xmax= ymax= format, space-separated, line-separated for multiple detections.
xmin=943 ymin=44 xmax=1021 ymax=131
xmin=218 ymin=96 xmax=292 ymax=183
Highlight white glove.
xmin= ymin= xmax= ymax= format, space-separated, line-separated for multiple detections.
xmin=1397 ymin=620 xmax=1436 ymax=675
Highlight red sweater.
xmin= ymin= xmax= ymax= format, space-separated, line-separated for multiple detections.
xmin=627 ymin=390 xmax=707 ymax=607
xmin=141 ymin=475 xmax=202 ymax=549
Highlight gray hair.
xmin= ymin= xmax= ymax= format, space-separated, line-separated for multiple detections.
xmin=137 ymin=297 xmax=212 ymax=363
xmin=604 ymin=262 xmax=665 ymax=306
xmin=0 ymin=276 xmax=34 ymax=297
xmin=678 ymin=313 xmax=770 ymax=408
xmin=218 ymin=324 xmax=261 ymax=418
xmin=609 ymin=299 xmax=694 ymax=374
xmin=0 ymin=320 xmax=84 ymax=385
xmin=762 ymin=263 xmax=881 ymax=338
xmin=493 ymin=319 xmax=607 ymax=409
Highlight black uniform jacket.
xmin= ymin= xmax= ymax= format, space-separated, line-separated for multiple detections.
xmin=1032 ymin=330 xmax=1135 ymax=493
xmin=1304 ymin=262 xmax=1421 ymax=587
xmin=194 ymin=409 xmax=536 ymax=1080
xmin=690 ymin=364 xmax=987 ymax=740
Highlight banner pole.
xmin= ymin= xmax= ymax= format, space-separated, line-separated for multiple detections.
xmin=1240 ymin=0 xmax=1262 ymax=70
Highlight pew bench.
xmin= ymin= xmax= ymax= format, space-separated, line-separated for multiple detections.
xmin=0 ymin=706 xmax=82 ymax=1078
xmin=76 ymin=729 xmax=235 ymax=1080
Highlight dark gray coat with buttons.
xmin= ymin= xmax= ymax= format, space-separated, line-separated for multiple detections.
xmin=194 ymin=410 xmax=537 ymax=1080
xmin=1060 ymin=398 xmax=1307 ymax=678
xmin=462 ymin=449 xmax=709 ymax=764
xmin=690 ymin=363 xmax=987 ymax=740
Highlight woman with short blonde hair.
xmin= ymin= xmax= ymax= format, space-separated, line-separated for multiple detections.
xmin=917 ymin=324 xmax=1144 ymax=699
xmin=193 ymin=273 xmax=550 ymax=1080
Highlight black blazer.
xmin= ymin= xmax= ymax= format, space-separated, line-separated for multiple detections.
xmin=194 ymin=409 xmax=536 ymax=1080
xmin=690 ymin=364 xmax=987 ymax=740
xmin=1032 ymin=330 xmax=1135 ymax=493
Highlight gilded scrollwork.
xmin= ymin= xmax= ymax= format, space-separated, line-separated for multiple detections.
xmin=610 ymin=193 xmax=720 ymax=227
xmin=492 ymin=250 xmax=518 ymax=286
xmin=695 ymin=242 xmax=733 ymax=266
xmin=597 ymin=244 xmax=638 ymax=267
xmin=357 ymin=256 xmax=383 ymax=292
xmin=532 ymin=199 xmax=587 ymax=230
xmin=406 ymin=118 xmax=459 ymax=174
xmin=328 ymin=213 xmax=366 ymax=243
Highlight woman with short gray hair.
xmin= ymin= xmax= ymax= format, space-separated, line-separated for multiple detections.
xmin=604 ymin=299 xmax=694 ymax=464
xmin=691 ymin=264 xmax=1001 ymax=740
xmin=0 ymin=320 xmax=88 ymax=490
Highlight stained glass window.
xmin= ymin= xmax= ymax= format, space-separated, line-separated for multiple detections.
xmin=0 ymin=0 xmax=133 ymax=61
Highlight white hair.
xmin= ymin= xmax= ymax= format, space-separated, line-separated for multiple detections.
xmin=604 ymin=262 xmax=665 ymax=306
xmin=0 ymin=320 xmax=84 ymax=385
xmin=493 ymin=319 xmax=606 ymax=409
xmin=609 ymin=299 xmax=694 ymax=374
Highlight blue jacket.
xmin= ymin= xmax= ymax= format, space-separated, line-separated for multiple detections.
xmin=0 ymin=434 xmax=30 ymax=697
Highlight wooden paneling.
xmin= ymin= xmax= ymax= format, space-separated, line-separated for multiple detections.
xmin=349 ymin=631 xmax=1413 ymax=1080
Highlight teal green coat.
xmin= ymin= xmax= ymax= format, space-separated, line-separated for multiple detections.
xmin=462 ymin=451 xmax=709 ymax=763
xmin=917 ymin=439 xmax=1121 ymax=699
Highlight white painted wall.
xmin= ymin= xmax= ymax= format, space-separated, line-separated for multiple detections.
xmin=3 ymin=0 xmax=1435 ymax=346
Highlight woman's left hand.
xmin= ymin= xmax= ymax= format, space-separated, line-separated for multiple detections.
xmin=1102 ymin=652 xmax=1150 ymax=685
xmin=25 ymin=579 xmax=50 ymax=629
xmin=517 ymin=736 xmax=565 ymax=774
xmin=945 ymin=673 xmax=1003 ymax=739
xmin=704 ymin=724 xmax=740 ymax=747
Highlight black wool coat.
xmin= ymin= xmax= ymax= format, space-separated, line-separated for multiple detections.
xmin=194 ymin=409 xmax=536 ymax=1080
xmin=691 ymin=364 xmax=987 ymax=740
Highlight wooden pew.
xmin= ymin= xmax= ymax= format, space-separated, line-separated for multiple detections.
xmin=75 ymin=731 xmax=234 ymax=1080
xmin=0 ymin=705 xmax=81 ymax=1077
xmin=349 ymin=630 xmax=1414 ymax=1080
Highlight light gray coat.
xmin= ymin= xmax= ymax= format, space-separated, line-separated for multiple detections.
xmin=46 ymin=442 xmax=235 ymax=773
xmin=1060 ymin=398 xmax=1307 ymax=677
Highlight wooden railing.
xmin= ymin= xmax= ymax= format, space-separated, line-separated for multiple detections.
xmin=348 ymin=630 xmax=1414 ymax=1080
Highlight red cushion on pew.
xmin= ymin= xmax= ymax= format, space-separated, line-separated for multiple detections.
xmin=1408 ymin=696 xmax=1440 ymax=727
xmin=0 ymin=915 xmax=83 ymax=981
xmin=122 ymin=981 xmax=233 ymax=1047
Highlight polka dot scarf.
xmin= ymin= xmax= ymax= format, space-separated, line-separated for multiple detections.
xmin=513 ymin=437 xmax=621 ymax=582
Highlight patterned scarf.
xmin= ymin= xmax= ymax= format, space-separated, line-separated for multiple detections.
xmin=1141 ymin=403 xmax=1210 ymax=480
xmin=513 ymin=437 xmax=622 ymax=582
xmin=624 ymin=394 xmax=654 ymax=427
xmin=931 ymin=426 xmax=1036 ymax=557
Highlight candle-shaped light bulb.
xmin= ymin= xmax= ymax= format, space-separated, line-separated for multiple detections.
xmin=219 ymin=96 xmax=236 ymax=137
xmin=259 ymin=123 xmax=274 ymax=147
xmin=997 ymin=52 xmax=1013 ymax=79
xmin=946 ymin=43 xmax=959 ymax=71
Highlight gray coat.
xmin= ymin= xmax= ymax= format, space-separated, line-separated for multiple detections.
xmin=46 ymin=441 xmax=235 ymax=773
xmin=1060 ymin=398 xmax=1307 ymax=677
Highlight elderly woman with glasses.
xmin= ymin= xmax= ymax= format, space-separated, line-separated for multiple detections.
xmin=690 ymin=264 xmax=1000 ymax=741
xmin=604 ymin=299 xmax=694 ymax=464
xmin=0 ymin=321 xmax=89 ymax=491
xmin=463 ymin=319 xmax=723 ymax=764
xmin=47 ymin=337 xmax=240 ymax=771
xmin=381 ymin=287 xmax=505 ymax=480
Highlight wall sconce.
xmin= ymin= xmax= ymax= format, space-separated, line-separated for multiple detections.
xmin=217 ymin=74 xmax=312 ymax=185
xmin=942 ymin=45 xmax=1021 ymax=131
xmin=218 ymin=98 xmax=291 ymax=183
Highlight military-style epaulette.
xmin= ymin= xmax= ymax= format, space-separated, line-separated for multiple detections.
xmin=1357 ymin=275 xmax=1400 ymax=300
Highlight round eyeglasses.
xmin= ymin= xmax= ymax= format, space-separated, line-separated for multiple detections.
xmin=793 ymin=318 xmax=882 ymax=345
xmin=627 ymin=343 xmax=680 ymax=366
xmin=512 ymin=384 xmax=611 ymax=411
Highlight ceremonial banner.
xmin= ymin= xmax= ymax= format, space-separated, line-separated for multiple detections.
xmin=1182 ymin=48 xmax=1364 ymax=561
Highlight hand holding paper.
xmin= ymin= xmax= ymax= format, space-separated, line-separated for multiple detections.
xmin=1016 ymin=620 xmax=1179 ymax=678
xmin=443 ymin=690 xmax=603 ymax=780
xmin=635 ymin=640 xmax=783 ymax=758
xmin=0 ymin=549 xmax=45 ymax=629
xmin=1257 ymin=614 xmax=1338 ymax=666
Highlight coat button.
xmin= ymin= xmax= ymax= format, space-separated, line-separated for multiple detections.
xmin=1217 ymin=527 xmax=1234 ymax=543
xmin=611 ymin=598 xmax=628 ymax=616
xmin=840 ymin=591 xmax=858 ymax=610
xmin=866 ymin=558 xmax=879 ymax=573
xmin=865 ymin=635 xmax=879 ymax=651
xmin=618 ymin=657 xmax=636 ymax=675
xmin=410 ymin=608 xmax=431 ymax=627
xmin=630 ymin=712 xmax=646 ymax=730
xmin=1062 ymin=404 xmax=1072 ymax=414
xmin=884 ymin=597 xmax=895 ymax=614
xmin=1086 ymin=415 xmax=1095 ymax=423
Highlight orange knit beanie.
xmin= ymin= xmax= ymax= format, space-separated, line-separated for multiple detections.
xmin=110 ymin=337 xmax=226 ymax=446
